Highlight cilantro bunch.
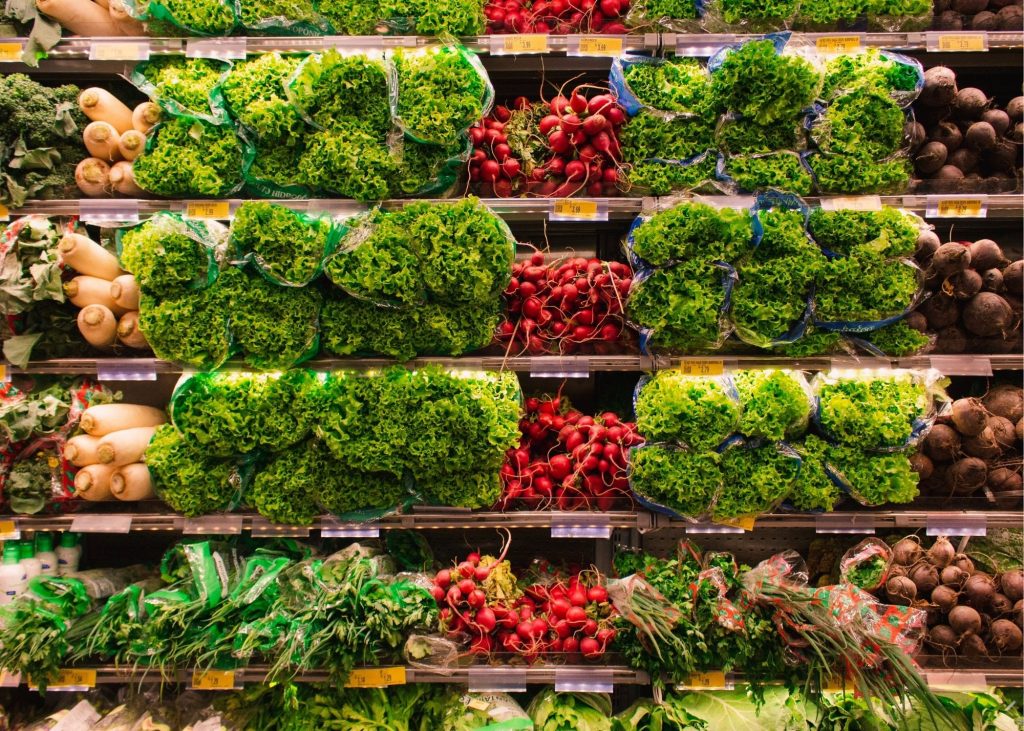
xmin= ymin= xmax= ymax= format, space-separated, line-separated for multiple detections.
xmin=710 ymin=40 xmax=821 ymax=125
xmin=734 ymin=369 xmax=811 ymax=441
xmin=634 ymin=372 xmax=740 ymax=449
xmin=133 ymin=117 xmax=244 ymax=197
xmin=630 ymin=202 xmax=752 ymax=266
xmin=814 ymin=371 xmax=929 ymax=450
xmin=629 ymin=445 xmax=722 ymax=518
xmin=146 ymin=424 xmax=241 ymax=516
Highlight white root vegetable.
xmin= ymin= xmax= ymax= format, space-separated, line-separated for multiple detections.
xmin=97 ymin=426 xmax=157 ymax=465
xmin=77 ymin=304 xmax=117 ymax=348
xmin=80 ymin=403 xmax=167 ymax=436
xmin=79 ymin=88 xmax=133 ymax=134
xmin=58 ymin=232 xmax=124 ymax=280
xmin=63 ymin=434 xmax=103 ymax=467
xmin=65 ymin=275 xmax=124 ymax=313
xmin=75 ymin=157 xmax=110 ymax=197
xmin=131 ymin=102 xmax=161 ymax=133
xmin=108 ymin=0 xmax=145 ymax=33
xmin=116 ymin=311 xmax=148 ymax=349
xmin=110 ymin=463 xmax=154 ymax=501
xmin=110 ymin=274 xmax=140 ymax=310
xmin=94 ymin=0 xmax=109 ymax=8
xmin=74 ymin=464 xmax=116 ymax=501
xmin=118 ymin=129 xmax=146 ymax=161
xmin=83 ymin=120 xmax=122 ymax=162
xmin=109 ymin=161 xmax=144 ymax=196
xmin=37 ymin=0 xmax=123 ymax=34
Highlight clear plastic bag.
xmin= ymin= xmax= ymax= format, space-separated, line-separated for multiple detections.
xmin=718 ymin=150 xmax=815 ymax=196
xmin=733 ymin=369 xmax=815 ymax=441
xmin=124 ymin=0 xmax=237 ymax=34
xmin=813 ymin=254 xmax=923 ymax=332
xmin=633 ymin=371 xmax=741 ymax=449
xmin=116 ymin=212 xmax=219 ymax=298
xmin=624 ymin=0 xmax=704 ymax=31
xmin=624 ymin=196 xmax=754 ymax=269
xmin=819 ymin=49 xmax=924 ymax=108
xmin=129 ymin=57 xmax=232 ymax=125
xmin=805 ymin=149 xmax=913 ymax=196
xmin=610 ymin=55 xmax=713 ymax=119
xmin=236 ymin=0 xmax=331 ymax=34
xmin=621 ymin=151 xmax=722 ymax=197
xmin=839 ymin=537 xmax=893 ymax=592
xmin=712 ymin=437 xmax=801 ymax=521
xmin=627 ymin=443 xmax=722 ymax=522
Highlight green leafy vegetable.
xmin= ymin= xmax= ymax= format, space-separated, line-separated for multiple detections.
xmin=298 ymin=125 xmax=396 ymax=201
xmin=289 ymin=51 xmax=390 ymax=136
xmin=715 ymin=115 xmax=805 ymax=156
xmin=827 ymin=444 xmax=919 ymax=505
xmin=724 ymin=153 xmax=813 ymax=196
xmin=714 ymin=443 xmax=799 ymax=519
xmin=630 ymin=202 xmax=752 ymax=266
xmin=136 ymin=57 xmax=229 ymax=120
xmin=222 ymin=53 xmax=305 ymax=140
xmin=813 ymin=87 xmax=906 ymax=159
xmin=816 ymin=250 xmax=919 ymax=324
xmin=815 ymin=371 xmax=929 ymax=450
xmin=138 ymin=287 xmax=231 ymax=371
xmin=821 ymin=49 xmax=921 ymax=100
xmin=146 ymin=424 xmax=240 ymax=516
xmin=734 ymin=370 xmax=810 ymax=441
xmin=231 ymin=201 xmax=335 ymax=286
xmin=789 ymin=434 xmax=842 ymax=511
xmin=635 ymin=372 xmax=740 ymax=449
xmin=118 ymin=213 xmax=214 ymax=297
xmin=620 ymin=112 xmax=716 ymax=166
xmin=858 ymin=320 xmax=931 ymax=356
xmin=0 ymin=216 xmax=65 ymax=316
xmin=627 ymin=261 xmax=731 ymax=352
xmin=248 ymin=440 xmax=324 ymax=525
xmin=394 ymin=46 xmax=489 ymax=147
xmin=807 ymin=207 xmax=920 ymax=258
xmin=623 ymin=156 xmax=718 ymax=196
xmin=629 ymin=445 xmax=721 ymax=518
xmin=146 ymin=0 xmax=236 ymax=33
xmin=622 ymin=58 xmax=714 ymax=115
xmin=808 ymin=152 xmax=911 ymax=195
xmin=710 ymin=40 xmax=820 ymax=125
xmin=133 ymin=116 xmax=244 ymax=198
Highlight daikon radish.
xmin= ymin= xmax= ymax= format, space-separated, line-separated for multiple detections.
xmin=81 ymin=403 xmax=167 ymax=436
xmin=77 ymin=304 xmax=117 ymax=349
xmin=94 ymin=0 xmax=109 ymax=9
xmin=74 ymin=463 xmax=116 ymax=501
xmin=64 ymin=434 xmax=103 ymax=467
xmin=108 ymin=0 xmax=144 ymax=33
xmin=59 ymin=232 xmax=124 ymax=280
xmin=110 ymin=274 xmax=139 ymax=310
xmin=116 ymin=311 xmax=148 ymax=349
xmin=118 ymin=129 xmax=146 ymax=161
xmin=76 ymin=157 xmax=110 ymax=197
xmin=79 ymin=88 xmax=133 ymax=134
xmin=65 ymin=276 xmax=123 ymax=313
xmin=132 ymin=102 xmax=161 ymax=133
xmin=111 ymin=463 xmax=154 ymax=501
xmin=83 ymin=120 xmax=122 ymax=162
xmin=109 ymin=161 xmax=144 ymax=196
xmin=97 ymin=426 xmax=157 ymax=465
xmin=37 ymin=0 xmax=122 ymax=35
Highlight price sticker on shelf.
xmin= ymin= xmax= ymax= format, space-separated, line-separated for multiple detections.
xmin=820 ymin=195 xmax=883 ymax=212
xmin=186 ymin=38 xmax=246 ymax=60
xmin=679 ymin=671 xmax=731 ymax=690
xmin=714 ymin=516 xmax=756 ymax=531
xmin=89 ymin=41 xmax=150 ymax=61
xmin=0 ymin=205 xmax=9 ymax=222
xmin=571 ymin=35 xmax=624 ymax=56
xmin=678 ymin=359 xmax=724 ymax=376
xmin=493 ymin=34 xmax=549 ymax=55
xmin=191 ymin=669 xmax=237 ymax=690
xmin=185 ymin=201 xmax=231 ymax=219
xmin=0 ymin=42 xmax=22 ymax=62
xmin=550 ymin=198 xmax=607 ymax=221
xmin=0 ymin=364 xmax=8 ymax=383
xmin=31 ymin=669 xmax=96 ymax=691
xmin=815 ymin=35 xmax=862 ymax=54
xmin=0 ymin=520 xmax=19 ymax=541
xmin=345 ymin=667 xmax=406 ymax=688
xmin=927 ymin=32 xmax=988 ymax=52
xmin=70 ymin=515 xmax=133 ymax=534
xmin=926 ymin=196 xmax=988 ymax=218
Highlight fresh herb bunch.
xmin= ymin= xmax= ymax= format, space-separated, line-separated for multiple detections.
xmin=813 ymin=87 xmax=906 ymax=159
xmin=137 ymin=58 xmax=229 ymax=119
xmin=394 ymin=47 xmax=489 ymax=146
xmin=828 ymin=444 xmax=919 ymax=505
xmin=710 ymin=40 xmax=821 ymax=125
xmin=634 ymin=372 xmax=740 ymax=449
xmin=620 ymin=112 xmax=716 ymax=167
xmin=860 ymin=320 xmax=931 ymax=356
xmin=731 ymin=257 xmax=814 ymax=346
xmin=151 ymin=0 xmax=237 ymax=32
xmin=138 ymin=287 xmax=231 ymax=371
xmin=734 ymin=370 xmax=810 ymax=441
xmin=6 ymin=449 xmax=61 ymax=514
xmin=714 ymin=443 xmax=799 ymax=519
xmin=816 ymin=250 xmax=919 ymax=323
xmin=715 ymin=115 xmax=805 ymax=155
xmin=299 ymin=125 xmax=396 ymax=201
xmin=808 ymin=152 xmax=911 ymax=195
xmin=627 ymin=261 xmax=731 ymax=352
xmin=146 ymin=424 xmax=240 ymax=516
xmin=222 ymin=53 xmax=305 ymax=140
xmin=725 ymin=153 xmax=814 ymax=196
xmin=789 ymin=434 xmax=842 ymax=511
xmin=231 ymin=201 xmax=334 ymax=286
xmin=631 ymin=202 xmax=751 ymax=266
xmin=220 ymin=267 xmax=322 ymax=370
xmin=624 ymin=156 xmax=718 ymax=196
xmin=815 ymin=371 xmax=928 ymax=450
xmin=807 ymin=207 xmax=920 ymax=258
xmin=134 ymin=117 xmax=244 ymax=197
xmin=622 ymin=58 xmax=714 ymax=114
xmin=821 ymin=50 xmax=921 ymax=100
xmin=119 ymin=213 xmax=213 ymax=297
xmin=629 ymin=445 xmax=721 ymax=517
xmin=290 ymin=51 xmax=391 ymax=136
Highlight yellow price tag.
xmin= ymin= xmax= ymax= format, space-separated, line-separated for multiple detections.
xmin=0 ymin=205 xmax=9 ymax=221
xmin=937 ymin=198 xmax=983 ymax=217
xmin=678 ymin=359 xmax=724 ymax=376
xmin=815 ymin=35 xmax=861 ymax=54
xmin=684 ymin=671 xmax=728 ymax=689
xmin=502 ymin=35 xmax=549 ymax=54
xmin=552 ymin=199 xmax=599 ymax=219
xmin=91 ymin=42 xmax=147 ymax=60
xmin=191 ymin=669 xmax=236 ymax=690
xmin=577 ymin=36 xmax=623 ymax=56
xmin=467 ymin=699 xmax=491 ymax=712
xmin=715 ymin=516 xmax=757 ymax=531
xmin=186 ymin=201 xmax=230 ymax=219
xmin=0 ymin=520 xmax=16 ymax=540
xmin=32 ymin=669 xmax=97 ymax=689
xmin=345 ymin=666 xmax=406 ymax=688
xmin=0 ymin=364 xmax=6 ymax=381
xmin=937 ymin=33 xmax=985 ymax=52
xmin=0 ymin=43 xmax=22 ymax=62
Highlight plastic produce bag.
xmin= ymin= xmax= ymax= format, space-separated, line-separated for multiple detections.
xmin=805 ymin=149 xmax=912 ymax=196
xmin=633 ymin=371 xmax=740 ymax=449
xmin=138 ymin=286 xmax=233 ymax=371
xmin=628 ymin=443 xmax=722 ymax=522
xmin=718 ymin=150 xmax=814 ymax=196
xmin=819 ymin=49 xmax=924 ymax=108
xmin=610 ymin=55 xmax=714 ymax=119
xmin=116 ymin=211 xmax=219 ymax=298
xmin=624 ymin=197 xmax=753 ymax=269
xmin=700 ymin=0 xmax=797 ymax=31
xmin=825 ymin=444 xmax=920 ymax=506
xmin=133 ymin=114 xmax=247 ymax=198
xmin=713 ymin=437 xmax=801 ymax=521
xmin=129 ymin=57 xmax=232 ymax=125
xmin=236 ymin=0 xmax=331 ymax=34
xmin=146 ymin=424 xmax=247 ymax=516
xmin=5 ymin=437 xmax=76 ymax=514
xmin=242 ymin=141 xmax=312 ymax=199
xmin=733 ymin=369 xmax=814 ymax=441
xmin=624 ymin=0 xmax=702 ymax=31
xmin=388 ymin=134 xmax=471 ymax=198
xmin=125 ymin=0 xmax=237 ymax=35
xmin=813 ymin=253 xmax=923 ymax=332
xmin=839 ymin=537 xmax=893 ymax=592
xmin=622 ymin=151 xmax=721 ymax=197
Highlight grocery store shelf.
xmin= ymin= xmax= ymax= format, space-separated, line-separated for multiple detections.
xmin=654 ymin=510 xmax=1024 ymax=533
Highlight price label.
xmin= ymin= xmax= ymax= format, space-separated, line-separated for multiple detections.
xmin=0 ymin=205 xmax=9 ymax=221
xmin=345 ymin=666 xmax=406 ymax=688
xmin=467 ymin=699 xmax=491 ymax=712
xmin=0 ymin=364 xmax=7 ymax=383
xmin=550 ymin=198 xmax=605 ymax=221
xmin=191 ymin=669 xmax=236 ymax=690
xmin=495 ymin=34 xmax=549 ymax=54
xmin=70 ymin=514 xmax=132 ymax=534
xmin=186 ymin=201 xmax=231 ymax=219
xmin=0 ymin=42 xmax=22 ymax=62
xmin=821 ymin=195 xmax=883 ymax=211
xmin=89 ymin=42 xmax=150 ymax=61
xmin=934 ymin=198 xmax=985 ymax=218
xmin=714 ymin=516 xmax=756 ymax=531
xmin=32 ymin=668 xmax=97 ymax=690
xmin=0 ymin=520 xmax=19 ymax=541
xmin=681 ymin=671 xmax=729 ymax=689
xmin=815 ymin=35 xmax=862 ymax=54
xmin=678 ymin=359 xmax=724 ymax=376
xmin=48 ymin=456 xmax=60 ymax=469
xmin=575 ymin=36 xmax=624 ymax=56
xmin=934 ymin=33 xmax=987 ymax=52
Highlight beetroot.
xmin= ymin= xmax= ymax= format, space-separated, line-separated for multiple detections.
xmin=952 ymin=88 xmax=991 ymax=120
xmin=932 ymin=584 xmax=959 ymax=612
xmin=961 ymin=428 xmax=1001 ymax=459
xmin=946 ymin=456 xmax=988 ymax=494
xmin=967 ymin=239 xmax=1007 ymax=271
xmin=964 ymin=573 xmax=997 ymax=609
xmin=920 ymin=294 xmax=960 ymax=330
xmin=963 ymin=292 xmax=1013 ymax=336
xmin=915 ymin=141 xmax=947 ymax=174
xmin=983 ymin=384 xmax=1023 ymax=422
xmin=989 ymin=415 xmax=1016 ymax=451
xmin=949 ymin=604 xmax=983 ymax=636
xmin=1001 ymin=569 xmax=1024 ymax=602
xmin=922 ymin=423 xmax=961 ymax=462
xmin=990 ymin=618 xmax=1023 ymax=652
xmin=928 ymin=624 xmax=958 ymax=650
xmin=919 ymin=67 xmax=958 ymax=108
xmin=951 ymin=398 xmax=989 ymax=437
xmin=989 ymin=467 xmax=1023 ymax=495
xmin=945 ymin=269 xmax=982 ymax=300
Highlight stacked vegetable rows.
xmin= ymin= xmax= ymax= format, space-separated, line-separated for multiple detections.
xmin=146 ymin=367 xmax=519 ymax=523
xmin=612 ymin=43 xmax=920 ymax=197
xmin=626 ymin=199 xmax=925 ymax=354
xmin=631 ymin=368 xmax=938 ymax=519
xmin=120 ymin=197 xmax=511 ymax=369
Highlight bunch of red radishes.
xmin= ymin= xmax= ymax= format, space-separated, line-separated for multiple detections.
xmin=484 ymin=0 xmax=630 ymax=34
xmin=469 ymin=100 xmax=529 ymax=199
xmin=496 ymin=251 xmax=634 ymax=355
xmin=520 ymin=574 xmax=618 ymax=660
xmin=498 ymin=393 xmax=642 ymax=511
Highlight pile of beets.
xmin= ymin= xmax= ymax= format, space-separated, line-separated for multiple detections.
xmin=469 ymin=89 xmax=627 ymax=198
xmin=497 ymin=252 xmax=634 ymax=355
xmin=498 ymin=393 xmax=642 ymax=511
xmin=484 ymin=0 xmax=630 ymax=34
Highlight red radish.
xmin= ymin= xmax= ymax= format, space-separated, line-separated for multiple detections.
xmin=580 ymin=637 xmax=602 ymax=659
xmin=569 ymin=92 xmax=588 ymax=114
